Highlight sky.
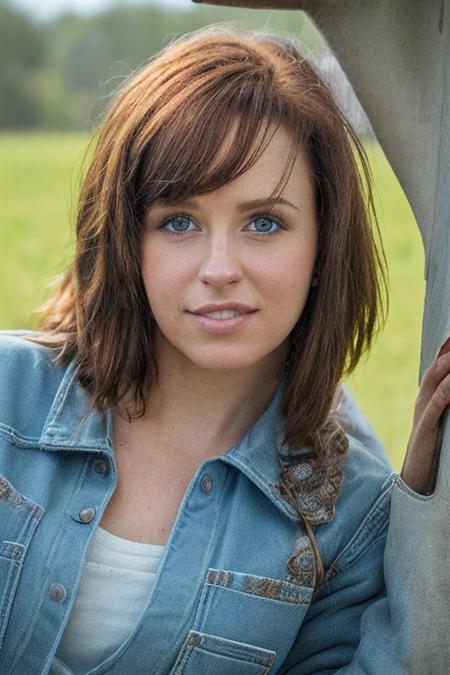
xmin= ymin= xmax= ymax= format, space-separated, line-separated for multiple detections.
xmin=10 ymin=0 xmax=193 ymax=21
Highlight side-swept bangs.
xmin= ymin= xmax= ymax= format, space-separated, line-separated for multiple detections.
xmin=132 ymin=36 xmax=308 ymax=214
xmin=37 ymin=26 xmax=386 ymax=458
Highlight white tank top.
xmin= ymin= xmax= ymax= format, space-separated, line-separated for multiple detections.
xmin=51 ymin=526 xmax=165 ymax=674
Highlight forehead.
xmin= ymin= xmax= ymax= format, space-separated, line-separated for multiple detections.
xmin=140 ymin=109 xmax=312 ymax=213
xmin=151 ymin=127 xmax=316 ymax=222
xmin=206 ymin=125 xmax=314 ymax=202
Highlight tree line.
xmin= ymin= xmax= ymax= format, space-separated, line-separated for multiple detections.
xmin=0 ymin=0 xmax=317 ymax=130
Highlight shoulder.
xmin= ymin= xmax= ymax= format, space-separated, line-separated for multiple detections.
xmin=0 ymin=330 xmax=61 ymax=381
xmin=342 ymin=433 xmax=393 ymax=500
xmin=0 ymin=329 xmax=54 ymax=360
xmin=0 ymin=331 xmax=69 ymax=438
xmin=341 ymin=434 xmax=394 ymax=539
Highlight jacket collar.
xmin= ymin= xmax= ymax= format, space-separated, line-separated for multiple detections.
xmin=223 ymin=380 xmax=348 ymax=524
xmin=39 ymin=362 xmax=346 ymax=526
xmin=40 ymin=360 xmax=112 ymax=453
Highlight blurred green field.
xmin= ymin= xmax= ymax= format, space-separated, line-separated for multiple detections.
xmin=0 ymin=133 xmax=425 ymax=468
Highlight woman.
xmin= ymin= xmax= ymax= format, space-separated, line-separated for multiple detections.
xmin=0 ymin=27 xmax=448 ymax=674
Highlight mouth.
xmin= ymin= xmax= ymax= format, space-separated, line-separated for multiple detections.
xmin=186 ymin=304 xmax=257 ymax=334
xmin=188 ymin=303 xmax=256 ymax=317
xmin=198 ymin=309 xmax=246 ymax=321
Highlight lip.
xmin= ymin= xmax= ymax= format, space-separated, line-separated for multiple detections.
xmin=186 ymin=303 xmax=257 ymax=335
xmin=188 ymin=302 xmax=256 ymax=315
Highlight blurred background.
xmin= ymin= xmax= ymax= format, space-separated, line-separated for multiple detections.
xmin=0 ymin=0 xmax=425 ymax=466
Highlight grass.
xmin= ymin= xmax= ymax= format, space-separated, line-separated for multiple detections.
xmin=0 ymin=132 xmax=425 ymax=468
xmin=0 ymin=133 xmax=87 ymax=326
xmin=347 ymin=144 xmax=425 ymax=467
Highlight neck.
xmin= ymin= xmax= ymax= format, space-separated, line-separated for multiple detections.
xmin=140 ymin=346 xmax=287 ymax=458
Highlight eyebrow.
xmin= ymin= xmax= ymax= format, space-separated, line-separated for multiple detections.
xmin=161 ymin=196 xmax=301 ymax=213
xmin=237 ymin=197 xmax=301 ymax=213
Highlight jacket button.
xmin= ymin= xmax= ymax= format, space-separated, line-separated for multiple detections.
xmin=49 ymin=583 xmax=67 ymax=602
xmin=200 ymin=474 xmax=213 ymax=492
xmin=79 ymin=507 xmax=96 ymax=523
xmin=94 ymin=459 xmax=108 ymax=475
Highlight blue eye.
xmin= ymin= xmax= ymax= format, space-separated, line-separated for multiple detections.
xmin=248 ymin=216 xmax=282 ymax=234
xmin=162 ymin=215 xmax=196 ymax=233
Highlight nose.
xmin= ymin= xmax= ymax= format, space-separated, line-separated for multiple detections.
xmin=198 ymin=235 xmax=244 ymax=287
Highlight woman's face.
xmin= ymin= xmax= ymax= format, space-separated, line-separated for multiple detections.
xmin=142 ymin=125 xmax=318 ymax=374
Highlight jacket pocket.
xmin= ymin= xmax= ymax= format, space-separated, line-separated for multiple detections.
xmin=172 ymin=568 xmax=313 ymax=674
xmin=0 ymin=475 xmax=44 ymax=650
xmin=171 ymin=630 xmax=276 ymax=674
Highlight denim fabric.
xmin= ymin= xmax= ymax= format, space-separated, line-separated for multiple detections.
xmin=0 ymin=332 xmax=394 ymax=674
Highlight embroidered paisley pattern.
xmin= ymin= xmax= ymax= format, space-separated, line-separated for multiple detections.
xmin=275 ymin=416 xmax=348 ymax=588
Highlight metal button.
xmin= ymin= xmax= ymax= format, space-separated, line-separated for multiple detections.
xmin=200 ymin=474 xmax=213 ymax=493
xmin=94 ymin=459 xmax=108 ymax=475
xmin=11 ymin=545 xmax=23 ymax=561
xmin=187 ymin=632 xmax=206 ymax=647
xmin=0 ymin=476 xmax=12 ymax=499
xmin=49 ymin=583 xmax=67 ymax=602
xmin=79 ymin=507 xmax=96 ymax=523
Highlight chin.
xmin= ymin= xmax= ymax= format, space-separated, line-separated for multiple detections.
xmin=184 ymin=346 xmax=281 ymax=373
xmin=155 ymin=329 xmax=287 ymax=373
xmin=191 ymin=355 xmax=258 ymax=371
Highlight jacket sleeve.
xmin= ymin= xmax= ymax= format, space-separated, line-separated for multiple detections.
xmin=279 ymin=480 xmax=395 ymax=674
xmin=280 ymin=465 xmax=450 ymax=674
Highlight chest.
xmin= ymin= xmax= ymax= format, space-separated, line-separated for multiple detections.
xmin=102 ymin=419 xmax=235 ymax=546
xmin=1 ymin=445 xmax=311 ymax=675
xmin=99 ymin=463 xmax=310 ymax=675
xmin=99 ymin=448 xmax=201 ymax=545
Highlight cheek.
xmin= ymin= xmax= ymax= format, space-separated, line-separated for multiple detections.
xmin=141 ymin=247 xmax=168 ymax=309
xmin=254 ymin=265 xmax=313 ymax=355
xmin=262 ymin=245 xmax=316 ymax=308
xmin=140 ymin=245 xmax=192 ymax=309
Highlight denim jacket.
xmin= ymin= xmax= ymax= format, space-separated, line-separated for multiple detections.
xmin=0 ymin=332 xmax=395 ymax=674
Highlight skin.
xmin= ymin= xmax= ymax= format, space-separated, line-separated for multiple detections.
xmin=402 ymin=346 xmax=450 ymax=493
xmin=139 ymin=123 xmax=318 ymax=444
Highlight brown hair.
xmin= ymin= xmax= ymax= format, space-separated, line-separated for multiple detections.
xmin=38 ymin=26 xmax=386 ymax=456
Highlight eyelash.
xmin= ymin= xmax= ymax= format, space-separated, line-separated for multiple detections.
xmin=157 ymin=212 xmax=288 ymax=236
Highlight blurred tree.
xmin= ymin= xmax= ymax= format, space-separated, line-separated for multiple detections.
xmin=0 ymin=1 xmax=317 ymax=130
xmin=0 ymin=1 xmax=45 ymax=127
